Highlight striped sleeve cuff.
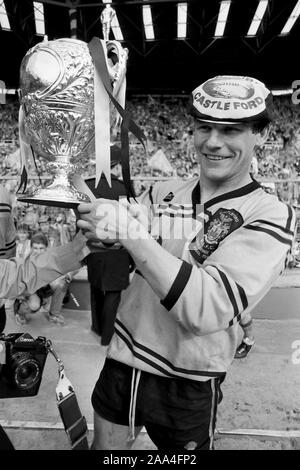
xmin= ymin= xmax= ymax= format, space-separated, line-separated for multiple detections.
xmin=160 ymin=260 xmax=193 ymax=311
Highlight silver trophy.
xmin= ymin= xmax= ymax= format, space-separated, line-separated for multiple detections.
xmin=18 ymin=7 xmax=128 ymax=208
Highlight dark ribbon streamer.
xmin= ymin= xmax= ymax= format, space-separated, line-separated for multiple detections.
xmin=121 ymin=114 xmax=136 ymax=199
xmin=17 ymin=146 xmax=42 ymax=195
xmin=88 ymin=37 xmax=147 ymax=199
xmin=31 ymin=146 xmax=43 ymax=188
xmin=17 ymin=166 xmax=28 ymax=194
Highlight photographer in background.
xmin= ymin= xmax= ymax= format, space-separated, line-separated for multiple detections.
xmin=13 ymin=233 xmax=75 ymax=326
xmin=0 ymin=229 xmax=89 ymax=449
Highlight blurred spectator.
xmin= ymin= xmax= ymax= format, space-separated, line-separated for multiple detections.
xmin=38 ymin=214 xmax=51 ymax=239
xmin=16 ymin=223 xmax=31 ymax=259
xmin=52 ymin=212 xmax=72 ymax=245
xmin=23 ymin=207 xmax=39 ymax=235
xmin=48 ymin=226 xmax=61 ymax=248
xmin=13 ymin=232 xmax=74 ymax=326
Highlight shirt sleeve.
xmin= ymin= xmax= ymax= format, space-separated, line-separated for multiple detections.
xmin=0 ymin=186 xmax=16 ymax=259
xmin=160 ymin=205 xmax=296 ymax=335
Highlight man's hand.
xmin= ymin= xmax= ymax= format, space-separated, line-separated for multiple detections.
xmin=76 ymin=198 xmax=149 ymax=245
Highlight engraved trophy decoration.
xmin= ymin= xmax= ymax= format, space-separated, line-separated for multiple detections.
xmin=17 ymin=5 xmax=129 ymax=208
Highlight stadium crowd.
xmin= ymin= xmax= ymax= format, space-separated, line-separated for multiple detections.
xmin=1 ymin=94 xmax=300 ymax=181
xmin=1 ymin=94 xmax=300 ymax=269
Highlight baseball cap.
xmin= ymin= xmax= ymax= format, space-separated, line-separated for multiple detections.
xmin=189 ymin=75 xmax=273 ymax=125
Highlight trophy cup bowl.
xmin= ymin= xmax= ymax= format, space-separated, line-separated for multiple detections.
xmin=18 ymin=38 xmax=95 ymax=208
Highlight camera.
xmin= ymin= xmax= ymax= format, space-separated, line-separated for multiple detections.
xmin=0 ymin=332 xmax=49 ymax=399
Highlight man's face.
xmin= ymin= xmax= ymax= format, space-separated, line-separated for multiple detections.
xmin=31 ymin=242 xmax=47 ymax=255
xmin=194 ymin=120 xmax=263 ymax=184
xmin=39 ymin=221 xmax=49 ymax=233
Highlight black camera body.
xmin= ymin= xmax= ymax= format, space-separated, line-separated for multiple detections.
xmin=0 ymin=333 xmax=48 ymax=399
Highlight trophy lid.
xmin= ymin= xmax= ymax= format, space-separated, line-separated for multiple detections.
xmin=100 ymin=4 xmax=116 ymax=41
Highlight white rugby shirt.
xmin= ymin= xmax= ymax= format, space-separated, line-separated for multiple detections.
xmin=107 ymin=178 xmax=296 ymax=381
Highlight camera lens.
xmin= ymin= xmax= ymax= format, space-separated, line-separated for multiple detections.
xmin=10 ymin=352 xmax=41 ymax=390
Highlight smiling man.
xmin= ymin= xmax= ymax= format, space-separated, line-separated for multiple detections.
xmin=191 ymin=75 xmax=271 ymax=197
xmin=77 ymin=75 xmax=296 ymax=451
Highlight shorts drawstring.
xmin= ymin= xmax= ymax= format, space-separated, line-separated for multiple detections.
xmin=127 ymin=368 xmax=141 ymax=442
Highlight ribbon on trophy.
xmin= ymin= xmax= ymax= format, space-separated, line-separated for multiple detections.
xmin=88 ymin=37 xmax=147 ymax=199
xmin=18 ymin=106 xmax=35 ymax=194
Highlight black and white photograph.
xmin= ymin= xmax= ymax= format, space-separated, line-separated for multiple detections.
xmin=0 ymin=0 xmax=299 ymax=454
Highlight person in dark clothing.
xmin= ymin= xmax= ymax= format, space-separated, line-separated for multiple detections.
xmin=85 ymin=146 xmax=131 ymax=345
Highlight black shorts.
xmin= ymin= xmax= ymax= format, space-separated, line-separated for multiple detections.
xmin=0 ymin=304 xmax=6 ymax=333
xmin=92 ymin=358 xmax=225 ymax=450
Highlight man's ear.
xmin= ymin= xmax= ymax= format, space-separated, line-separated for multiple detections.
xmin=255 ymin=126 xmax=269 ymax=147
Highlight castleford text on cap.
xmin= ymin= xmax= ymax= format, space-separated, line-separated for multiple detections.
xmin=189 ymin=75 xmax=273 ymax=125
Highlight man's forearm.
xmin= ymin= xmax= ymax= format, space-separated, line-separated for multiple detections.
xmin=121 ymin=221 xmax=183 ymax=300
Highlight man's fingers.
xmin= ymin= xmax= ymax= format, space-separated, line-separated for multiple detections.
xmin=77 ymin=219 xmax=92 ymax=231
xmin=77 ymin=202 xmax=94 ymax=214
xmin=119 ymin=198 xmax=140 ymax=218
xmin=84 ymin=231 xmax=98 ymax=240
xmin=78 ymin=198 xmax=116 ymax=213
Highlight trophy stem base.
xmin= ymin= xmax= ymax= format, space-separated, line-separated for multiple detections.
xmin=17 ymin=181 xmax=90 ymax=209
